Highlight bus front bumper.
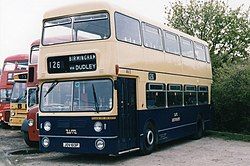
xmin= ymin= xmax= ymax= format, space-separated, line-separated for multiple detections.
xmin=39 ymin=135 xmax=119 ymax=155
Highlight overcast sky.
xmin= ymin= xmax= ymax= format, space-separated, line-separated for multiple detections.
xmin=0 ymin=0 xmax=249 ymax=68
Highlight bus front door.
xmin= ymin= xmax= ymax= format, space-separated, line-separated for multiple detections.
xmin=117 ymin=77 xmax=137 ymax=151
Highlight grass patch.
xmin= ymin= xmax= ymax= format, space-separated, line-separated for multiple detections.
xmin=206 ymin=130 xmax=250 ymax=142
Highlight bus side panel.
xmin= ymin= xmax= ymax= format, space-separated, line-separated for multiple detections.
xmin=137 ymin=105 xmax=211 ymax=145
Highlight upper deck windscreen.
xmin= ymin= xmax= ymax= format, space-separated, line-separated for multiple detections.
xmin=42 ymin=12 xmax=110 ymax=45
xmin=30 ymin=46 xmax=39 ymax=64
xmin=3 ymin=61 xmax=28 ymax=71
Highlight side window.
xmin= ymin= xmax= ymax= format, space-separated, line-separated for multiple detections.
xmin=205 ymin=46 xmax=211 ymax=63
xmin=164 ymin=31 xmax=180 ymax=55
xmin=146 ymin=83 xmax=166 ymax=108
xmin=115 ymin=12 xmax=141 ymax=45
xmin=194 ymin=42 xmax=206 ymax=62
xmin=28 ymin=88 xmax=37 ymax=107
xmin=184 ymin=85 xmax=197 ymax=106
xmin=142 ymin=23 xmax=163 ymax=51
xmin=198 ymin=86 xmax=209 ymax=105
xmin=180 ymin=37 xmax=194 ymax=58
xmin=167 ymin=84 xmax=183 ymax=107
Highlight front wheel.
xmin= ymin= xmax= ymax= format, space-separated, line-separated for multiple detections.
xmin=22 ymin=131 xmax=38 ymax=148
xmin=1 ymin=122 xmax=10 ymax=129
xmin=140 ymin=123 xmax=156 ymax=155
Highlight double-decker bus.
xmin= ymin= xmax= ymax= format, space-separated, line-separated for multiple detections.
xmin=0 ymin=54 xmax=28 ymax=128
xmin=38 ymin=2 xmax=212 ymax=155
xmin=21 ymin=40 xmax=40 ymax=147
xmin=9 ymin=72 xmax=28 ymax=127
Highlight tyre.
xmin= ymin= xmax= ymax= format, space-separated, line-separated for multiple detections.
xmin=192 ymin=116 xmax=204 ymax=140
xmin=23 ymin=131 xmax=38 ymax=148
xmin=1 ymin=122 xmax=10 ymax=129
xmin=140 ymin=122 xmax=156 ymax=155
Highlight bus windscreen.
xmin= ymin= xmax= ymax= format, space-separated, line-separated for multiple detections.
xmin=40 ymin=79 xmax=113 ymax=112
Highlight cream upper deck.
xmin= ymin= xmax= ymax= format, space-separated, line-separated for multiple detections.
xmin=39 ymin=1 xmax=212 ymax=81
xmin=43 ymin=1 xmax=208 ymax=46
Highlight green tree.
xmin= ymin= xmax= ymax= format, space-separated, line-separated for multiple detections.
xmin=166 ymin=0 xmax=250 ymax=70
xmin=212 ymin=61 xmax=250 ymax=134
xmin=166 ymin=0 xmax=250 ymax=134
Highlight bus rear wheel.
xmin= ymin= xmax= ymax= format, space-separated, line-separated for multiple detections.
xmin=140 ymin=123 xmax=156 ymax=155
xmin=192 ymin=116 xmax=204 ymax=140
xmin=23 ymin=131 xmax=38 ymax=148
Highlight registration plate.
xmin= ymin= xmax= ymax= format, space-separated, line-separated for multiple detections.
xmin=63 ymin=142 xmax=80 ymax=148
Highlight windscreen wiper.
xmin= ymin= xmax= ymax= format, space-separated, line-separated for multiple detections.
xmin=44 ymin=81 xmax=58 ymax=97
xmin=92 ymin=84 xmax=99 ymax=113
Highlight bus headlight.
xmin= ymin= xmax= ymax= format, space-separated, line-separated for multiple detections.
xmin=44 ymin=121 xmax=51 ymax=131
xmin=28 ymin=119 xmax=34 ymax=127
xmin=94 ymin=121 xmax=103 ymax=132
xmin=95 ymin=138 xmax=105 ymax=150
xmin=42 ymin=137 xmax=50 ymax=148
xmin=11 ymin=111 xmax=15 ymax=116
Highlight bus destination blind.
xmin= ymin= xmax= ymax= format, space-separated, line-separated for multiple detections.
xmin=47 ymin=53 xmax=96 ymax=74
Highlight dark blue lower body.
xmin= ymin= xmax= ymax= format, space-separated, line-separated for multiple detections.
xmin=39 ymin=105 xmax=212 ymax=155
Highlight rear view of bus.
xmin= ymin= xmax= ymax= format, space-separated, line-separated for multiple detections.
xmin=0 ymin=54 xmax=28 ymax=128
xmin=9 ymin=72 xmax=28 ymax=127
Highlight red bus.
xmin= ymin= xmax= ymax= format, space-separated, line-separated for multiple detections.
xmin=22 ymin=40 xmax=39 ymax=147
xmin=0 ymin=54 xmax=28 ymax=128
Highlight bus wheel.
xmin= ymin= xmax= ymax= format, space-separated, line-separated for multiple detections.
xmin=140 ymin=122 xmax=156 ymax=155
xmin=192 ymin=116 xmax=204 ymax=140
xmin=23 ymin=131 xmax=38 ymax=148
xmin=1 ymin=122 xmax=10 ymax=129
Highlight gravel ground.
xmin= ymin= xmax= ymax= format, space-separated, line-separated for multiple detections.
xmin=0 ymin=127 xmax=249 ymax=166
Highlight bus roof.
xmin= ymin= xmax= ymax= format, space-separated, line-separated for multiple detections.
xmin=43 ymin=1 xmax=208 ymax=46
xmin=31 ymin=39 xmax=40 ymax=47
xmin=4 ymin=54 xmax=28 ymax=62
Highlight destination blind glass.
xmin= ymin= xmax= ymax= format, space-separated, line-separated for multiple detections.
xmin=47 ymin=53 xmax=97 ymax=73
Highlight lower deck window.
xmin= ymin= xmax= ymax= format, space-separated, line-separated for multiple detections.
xmin=198 ymin=86 xmax=209 ymax=104
xmin=167 ymin=84 xmax=183 ymax=107
xmin=184 ymin=85 xmax=197 ymax=105
xmin=146 ymin=83 xmax=166 ymax=108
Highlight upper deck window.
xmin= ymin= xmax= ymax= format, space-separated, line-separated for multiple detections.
xmin=3 ymin=62 xmax=16 ymax=71
xmin=115 ymin=12 xmax=141 ymax=45
xmin=180 ymin=37 xmax=194 ymax=59
xmin=194 ymin=42 xmax=206 ymax=62
xmin=42 ymin=12 xmax=110 ymax=45
xmin=3 ymin=61 xmax=28 ymax=71
xmin=30 ymin=46 xmax=39 ymax=64
xmin=164 ymin=31 xmax=180 ymax=55
xmin=205 ymin=46 xmax=211 ymax=63
xmin=142 ymin=23 xmax=163 ymax=51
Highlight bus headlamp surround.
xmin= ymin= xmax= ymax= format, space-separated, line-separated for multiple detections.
xmin=28 ymin=119 xmax=34 ymax=127
xmin=44 ymin=121 xmax=51 ymax=131
xmin=11 ymin=111 xmax=15 ymax=116
xmin=94 ymin=121 xmax=103 ymax=132
xmin=95 ymin=138 xmax=105 ymax=150
xmin=42 ymin=137 xmax=50 ymax=148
